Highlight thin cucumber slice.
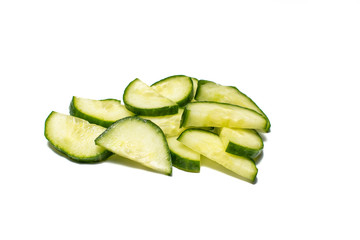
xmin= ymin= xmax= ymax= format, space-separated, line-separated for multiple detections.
xmin=195 ymin=80 xmax=270 ymax=132
xmin=191 ymin=77 xmax=198 ymax=102
xmin=219 ymin=127 xmax=263 ymax=159
xmin=167 ymin=137 xmax=200 ymax=173
xmin=151 ymin=75 xmax=193 ymax=107
xmin=177 ymin=129 xmax=257 ymax=182
xmin=70 ymin=96 xmax=134 ymax=128
xmin=95 ymin=116 xmax=172 ymax=175
xmin=44 ymin=111 xmax=112 ymax=163
xmin=140 ymin=108 xmax=185 ymax=137
xmin=180 ymin=101 xmax=268 ymax=132
xmin=123 ymin=78 xmax=178 ymax=116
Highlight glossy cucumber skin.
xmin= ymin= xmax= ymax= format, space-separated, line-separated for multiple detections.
xmin=125 ymin=104 xmax=178 ymax=116
xmin=170 ymin=152 xmax=200 ymax=173
xmin=45 ymin=111 xmax=112 ymax=163
xmin=47 ymin=141 xmax=112 ymax=164
xmin=69 ymin=97 xmax=122 ymax=128
xmin=195 ymin=80 xmax=271 ymax=132
xmin=225 ymin=142 xmax=262 ymax=160
xmin=151 ymin=75 xmax=194 ymax=107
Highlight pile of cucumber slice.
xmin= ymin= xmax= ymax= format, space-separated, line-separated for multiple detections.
xmin=44 ymin=75 xmax=270 ymax=183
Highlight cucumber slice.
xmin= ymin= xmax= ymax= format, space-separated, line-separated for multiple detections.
xmin=151 ymin=75 xmax=193 ymax=107
xmin=140 ymin=108 xmax=185 ymax=137
xmin=191 ymin=77 xmax=198 ymax=102
xmin=44 ymin=111 xmax=112 ymax=163
xmin=70 ymin=96 xmax=134 ymax=128
xmin=123 ymin=78 xmax=178 ymax=116
xmin=167 ymin=136 xmax=200 ymax=173
xmin=195 ymin=80 xmax=270 ymax=132
xmin=95 ymin=116 xmax=172 ymax=175
xmin=180 ymin=101 xmax=268 ymax=132
xmin=177 ymin=129 xmax=257 ymax=182
xmin=219 ymin=127 xmax=263 ymax=159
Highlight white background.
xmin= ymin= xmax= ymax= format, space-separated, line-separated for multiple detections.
xmin=1 ymin=1 xmax=360 ymax=239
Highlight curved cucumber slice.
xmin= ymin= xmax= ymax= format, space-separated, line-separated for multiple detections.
xmin=177 ymin=129 xmax=257 ymax=182
xmin=70 ymin=96 xmax=134 ymax=128
xmin=44 ymin=111 xmax=112 ymax=163
xmin=140 ymin=108 xmax=185 ymax=137
xmin=180 ymin=101 xmax=268 ymax=132
xmin=167 ymin=137 xmax=200 ymax=173
xmin=219 ymin=127 xmax=263 ymax=159
xmin=123 ymin=78 xmax=178 ymax=116
xmin=151 ymin=75 xmax=193 ymax=107
xmin=195 ymin=80 xmax=270 ymax=132
xmin=95 ymin=116 xmax=172 ymax=175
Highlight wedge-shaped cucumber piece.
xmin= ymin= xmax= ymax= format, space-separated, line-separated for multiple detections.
xmin=219 ymin=127 xmax=263 ymax=160
xmin=70 ymin=96 xmax=134 ymax=128
xmin=167 ymin=137 xmax=200 ymax=173
xmin=180 ymin=102 xmax=268 ymax=132
xmin=123 ymin=78 xmax=178 ymax=116
xmin=95 ymin=116 xmax=172 ymax=175
xmin=140 ymin=108 xmax=185 ymax=137
xmin=151 ymin=75 xmax=193 ymax=107
xmin=44 ymin=111 xmax=112 ymax=163
xmin=195 ymin=80 xmax=270 ymax=132
xmin=177 ymin=129 xmax=257 ymax=182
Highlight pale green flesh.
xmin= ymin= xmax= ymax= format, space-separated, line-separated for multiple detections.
xmin=178 ymin=130 xmax=257 ymax=182
xmin=183 ymin=102 xmax=267 ymax=131
xmin=196 ymin=81 xmax=264 ymax=116
xmin=95 ymin=118 xmax=172 ymax=175
xmin=45 ymin=112 xmax=107 ymax=158
xmin=167 ymin=137 xmax=200 ymax=161
xmin=151 ymin=76 xmax=193 ymax=104
xmin=73 ymin=97 xmax=134 ymax=121
xmin=219 ymin=128 xmax=263 ymax=150
xmin=141 ymin=109 xmax=185 ymax=137
xmin=124 ymin=79 xmax=177 ymax=109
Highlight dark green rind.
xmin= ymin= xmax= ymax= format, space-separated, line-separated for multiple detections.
xmin=45 ymin=111 xmax=112 ymax=164
xmin=123 ymin=79 xmax=179 ymax=116
xmin=195 ymin=80 xmax=271 ymax=132
xmin=170 ymin=151 xmax=200 ymax=173
xmin=225 ymin=142 xmax=262 ymax=161
xmin=151 ymin=75 xmax=194 ymax=107
xmin=95 ymin=116 xmax=173 ymax=176
xmin=177 ymin=128 xmax=219 ymax=140
xmin=179 ymin=107 xmax=189 ymax=128
xmin=69 ymin=97 xmax=122 ymax=128
xmin=124 ymin=102 xmax=178 ymax=116
xmin=180 ymin=101 xmax=268 ymax=131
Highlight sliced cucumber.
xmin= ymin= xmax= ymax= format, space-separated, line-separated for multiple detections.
xmin=70 ymin=96 xmax=134 ymax=128
xmin=191 ymin=77 xmax=198 ymax=102
xmin=219 ymin=127 xmax=263 ymax=160
xmin=95 ymin=116 xmax=172 ymax=175
xmin=151 ymin=75 xmax=193 ymax=107
xmin=177 ymin=129 xmax=257 ymax=182
xmin=195 ymin=80 xmax=270 ymax=132
xmin=44 ymin=111 xmax=112 ymax=163
xmin=180 ymin=101 xmax=268 ymax=132
xmin=123 ymin=78 xmax=178 ymax=116
xmin=140 ymin=108 xmax=185 ymax=137
xmin=167 ymin=137 xmax=200 ymax=173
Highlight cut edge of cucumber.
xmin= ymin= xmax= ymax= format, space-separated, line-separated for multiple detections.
xmin=195 ymin=80 xmax=271 ymax=132
xmin=151 ymin=75 xmax=194 ymax=107
xmin=123 ymin=78 xmax=179 ymax=116
xmin=45 ymin=111 xmax=113 ymax=163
